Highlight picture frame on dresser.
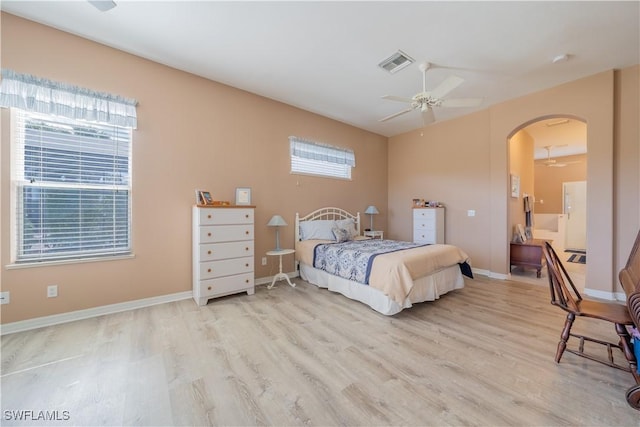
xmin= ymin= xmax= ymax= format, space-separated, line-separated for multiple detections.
xmin=235 ymin=187 xmax=251 ymax=205
xmin=198 ymin=190 xmax=214 ymax=205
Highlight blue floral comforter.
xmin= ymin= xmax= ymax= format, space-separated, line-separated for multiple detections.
xmin=313 ymin=239 xmax=426 ymax=285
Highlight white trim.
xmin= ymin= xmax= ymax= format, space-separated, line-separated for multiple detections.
xmin=0 ymin=291 xmax=192 ymax=335
xmin=583 ymin=288 xmax=618 ymax=302
xmin=6 ymin=254 xmax=135 ymax=270
xmin=472 ymin=268 xmax=509 ymax=280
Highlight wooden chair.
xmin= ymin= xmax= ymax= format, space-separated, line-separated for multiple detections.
xmin=542 ymin=242 xmax=638 ymax=380
xmin=619 ymin=229 xmax=640 ymax=409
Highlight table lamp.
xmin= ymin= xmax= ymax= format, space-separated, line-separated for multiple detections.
xmin=364 ymin=205 xmax=379 ymax=230
xmin=267 ymin=215 xmax=288 ymax=251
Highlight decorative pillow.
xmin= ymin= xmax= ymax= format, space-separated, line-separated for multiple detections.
xmin=332 ymin=227 xmax=351 ymax=243
xmin=299 ymin=220 xmax=337 ymax=240
xmin=336 ymin=218 xmax=358 ymax=238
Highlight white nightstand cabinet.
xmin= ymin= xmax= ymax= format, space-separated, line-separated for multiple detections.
xmin=413 ymin=207 xmax=445 ymax=244
xmin=192 ymin=206 xmax=255 ymax=306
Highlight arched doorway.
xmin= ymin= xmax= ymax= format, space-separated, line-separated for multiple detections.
xmin=507 ymin=116 xmax=587 ymax=290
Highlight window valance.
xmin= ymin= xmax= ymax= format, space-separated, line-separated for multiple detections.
xmin=289 ymin=136 xmax=355 ymax=166
xmin=0 ymin=69 xmax=138 ymax=128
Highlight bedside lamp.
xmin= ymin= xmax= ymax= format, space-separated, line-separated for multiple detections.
xmin=364 ymin=205 xmax=379 ymax=231
xmin=267 ymin=215 xmax=288 ymax=251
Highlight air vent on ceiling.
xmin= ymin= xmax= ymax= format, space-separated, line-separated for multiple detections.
xmin=378 ymin=50 xmax=414 ymax=74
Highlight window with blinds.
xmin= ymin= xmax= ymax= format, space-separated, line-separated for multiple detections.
xmin=12 ymin=110 xmax=132 ymax=263
xmin=289 ymin=137 xmax=355 ymax=180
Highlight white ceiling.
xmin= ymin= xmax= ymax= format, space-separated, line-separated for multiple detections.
xmin=2 ymin=1 xmax=639 ymax=140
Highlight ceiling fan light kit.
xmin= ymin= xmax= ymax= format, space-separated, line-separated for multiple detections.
xmin=379 ymin=61 xmax=482 ymax=126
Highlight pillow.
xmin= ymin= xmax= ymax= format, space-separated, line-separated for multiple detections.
xmin=299 ymin=220 xmax=337 ymax=240
xmin=332 ymin=226 xmax=351 ymax=243
xmin=336 ymin=218 xmax=358 ymax=238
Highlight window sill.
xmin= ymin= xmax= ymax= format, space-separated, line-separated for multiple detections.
xmin=5 ymin=253 xmax=135 ymax=270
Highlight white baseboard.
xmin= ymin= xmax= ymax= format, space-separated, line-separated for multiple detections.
xmin=1 ymin=291 xmax=192 ymax=336
xmin=2 ymin=271 xmax=303 ymax=335
xmin=583 ymin=288 xmax=621 ymax=302
xmin=471 ymin=268 xmax=509 ymax=280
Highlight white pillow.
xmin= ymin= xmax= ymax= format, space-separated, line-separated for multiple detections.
xmin=332 ymin=226 xmax=351 ymax=243
xmin=336 ymin=218 xmax=358 ymax=238
xmin=299 ymin=220 xmax=337 ymax=240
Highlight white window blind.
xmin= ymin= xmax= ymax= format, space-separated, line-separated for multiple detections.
xmin=12 ymin=110 xmax=132 ymax=263
xmin=289 ymin=136 xmax=355 ymax=180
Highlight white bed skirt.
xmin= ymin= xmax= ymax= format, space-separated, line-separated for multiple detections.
xmin=299 ymin=263 xmax=465 ymax=315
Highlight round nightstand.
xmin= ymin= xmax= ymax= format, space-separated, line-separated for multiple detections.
xmin=266 ymin=249 xmax=296 ymax=289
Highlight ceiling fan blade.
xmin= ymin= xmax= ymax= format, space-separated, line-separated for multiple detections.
xmin=440 ymin=98 xmax=483 ymax=108
xmin=430 ymin=75 xmax=464 ymax=99
xmin=421 ymin=107 xmax=435 ymax=126
xmin=382 ymin=95 xmax=414 ymax=103
xmin=88 ymin=0 xmax=117 ymax=11
xmin=379 ymin=107 xmax=414 ymax=122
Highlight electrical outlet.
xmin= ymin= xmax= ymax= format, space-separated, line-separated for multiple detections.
xmin=0 ymin=292 xmax=9 ymax=305
xmin=47 ymin=285 xmax=58 ymax=298
xmin=261 ymin=257 xmax=267 ymax=266
xmin=467 ymin=210 xmax=476 ymax=217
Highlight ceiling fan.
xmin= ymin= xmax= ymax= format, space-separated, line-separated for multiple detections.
xmin=379 ymin=62 xmax=482 ymax=126
xmin=539 ymin=145 xmax=581 ymax=167
xmin=88 ymin=0 xmax=117 ymax=11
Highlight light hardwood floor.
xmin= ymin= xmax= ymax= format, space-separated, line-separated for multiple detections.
xmin=2 ymin=275 xmax=638 ymax=426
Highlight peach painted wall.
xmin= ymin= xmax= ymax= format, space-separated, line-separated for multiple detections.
xmin=615 ymin=65 xmax=640 ymax=288
xmin=0 ymin=14 xmax=388 ymax=323
xmin=388 ymin=110 xmax=492 ymax=270
xmin=508 ymin=130 xmax=534 ymax=237
xmin=534 ymin=154 xmax=587 ymax=214
xmin=390 ymin=68 xmax=640 ymax=297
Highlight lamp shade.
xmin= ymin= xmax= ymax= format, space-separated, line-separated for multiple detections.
xmin=364 ymin=206 xmax=379 ymax=215
xmin=267 ymin=215 xmax=288 ymax=226
xmin=267 ymin=215 xmax=287 ymax=251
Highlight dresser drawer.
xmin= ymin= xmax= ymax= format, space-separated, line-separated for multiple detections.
xmin=200 ymin=225 xmax=254 ymax=243
xmin=200 ymin=257 xmax=254 ymax=279
xmin=199 ymin=208 xmax=253 ymax=225
xmin=414 ymin=221 xmax=436 ymax=231
xmin=414 ymin=209 xmax=436 ymax=220
xmin=414 ymin=229 xmax=436 ymax=243
xmin=199 ymin=241 xmax=254 ymax=261
xmin=199 ymin=273 xmax=254 ymax=297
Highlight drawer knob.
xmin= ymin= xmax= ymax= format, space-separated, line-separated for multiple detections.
xmin=245 ymin=263 xmax=249 ymax=267
xmin=207 ymin=250 xmax=212 ymax=255
xmin=245 ymin=231 xmax=249 ymax=235
xmin=245 ymin=214 xmax=249 ymax=218
xmin=207 ymin=214 xmax=212 ymax=219
xmin=207 ymin=268 xmax=212 ymax=273
xmin=208 ymin=286 xmax=212 ymax=290
xmin=208 ymin=232 xmax=212 ymax=237
xmin=245 ymin=247 xmax=249 ymax=251
xmin=245 ymin=279 xmax=249 ymax=283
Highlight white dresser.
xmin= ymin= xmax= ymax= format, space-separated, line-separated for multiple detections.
xmin=192 ymin=206 xmax=255 ymax=306
xmin=413 ymin=207 xmax=445 ymax=244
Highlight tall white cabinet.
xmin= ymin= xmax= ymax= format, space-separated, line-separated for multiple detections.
xmin=192 ymin=206 xmax=255 ymax=306
xmin=413 ymin=207 xmax=445 ymax=244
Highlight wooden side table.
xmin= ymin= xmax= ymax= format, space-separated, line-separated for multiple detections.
xmin=510 ymin=238 xmax=551 ymax=278
xmin=364 ymin=230 xmax=384 ymax=239
xmin=266 ymin=249 xmax=296 ymax=289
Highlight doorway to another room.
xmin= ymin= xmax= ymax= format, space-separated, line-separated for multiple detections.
xmin=508 ymin=117 xmax=587 ymax=292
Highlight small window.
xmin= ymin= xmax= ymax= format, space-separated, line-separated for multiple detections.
xmin=11 ymin=110 xmax=132 ymax=263
xmin=289 ymin=136 xmax=355 ymax=180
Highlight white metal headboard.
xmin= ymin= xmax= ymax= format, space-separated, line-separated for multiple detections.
xmin=295 ymin=207 xmax=361 ymax=242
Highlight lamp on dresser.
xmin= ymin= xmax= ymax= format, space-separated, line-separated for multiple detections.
xmin=364 ymin=205 xmax=379 ymax=231
xmin=267 ymin=215 xmax=288 ymax=251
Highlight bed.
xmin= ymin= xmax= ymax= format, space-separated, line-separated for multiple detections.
xmin=295 ymin=207 xmax=472 ymax=315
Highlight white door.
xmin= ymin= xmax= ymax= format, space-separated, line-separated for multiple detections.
xmin=563 ymin=181 xmax=587 ymax=251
